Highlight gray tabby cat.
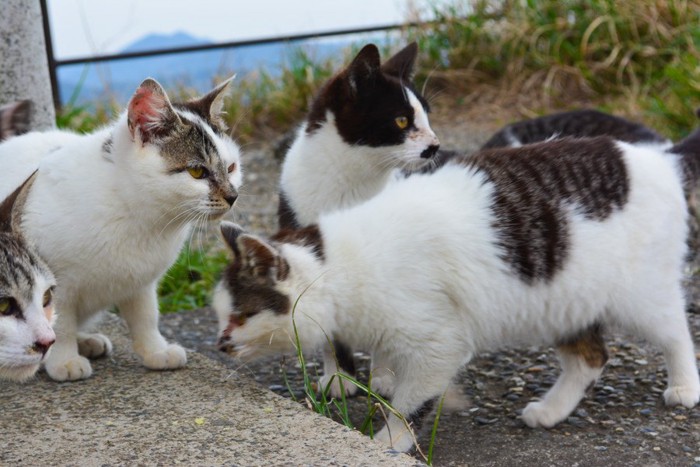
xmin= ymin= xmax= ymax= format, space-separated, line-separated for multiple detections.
xmin=0 ymin=174 xmax=56 ymax=382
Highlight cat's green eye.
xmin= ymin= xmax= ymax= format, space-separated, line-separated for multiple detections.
xmin=0 ymin=298 xmax=9 ymax=315
xmin=187 ymin=166 xmax=207 ymax=179
xmin=395 ymin=116 xmax=408 ymax=130
xmin=42 ymin=288 xmax=53 ymax=308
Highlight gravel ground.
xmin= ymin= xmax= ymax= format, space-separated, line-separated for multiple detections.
xmin=160 ymin=119 xmax=700 ymax=466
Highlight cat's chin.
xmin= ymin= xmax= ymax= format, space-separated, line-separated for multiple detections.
xmin=205 ymin=210 xmax=230 ymax=221
xmin=0 ymin=362 xmax=41 ymax=382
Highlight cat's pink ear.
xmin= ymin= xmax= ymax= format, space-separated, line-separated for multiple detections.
xmin=127 ymin=78 xmax=179 ymax=145
xmin=0 ymin=170 xmax=37 ymax=235
xmin=346 ymin=44 xmax=381 ymax=92
xmin=381 ymin=42 xmax=418 ymax=81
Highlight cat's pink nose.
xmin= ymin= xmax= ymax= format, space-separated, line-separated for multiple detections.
xmin=32 ymin=337 xmax=55 ymax=356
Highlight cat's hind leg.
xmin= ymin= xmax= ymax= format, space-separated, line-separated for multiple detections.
xmin=625 ymin=290 xmax=700 ymax=408
xmin=118 ymin=284 xmax=187 ymax=370
xmin=522 ymin=324 xmax=607 ymax=428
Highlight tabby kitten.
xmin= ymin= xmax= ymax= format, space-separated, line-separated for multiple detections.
xmin=0 ymin=174 xmax=56 ymax=382
xmin=214 ymin=128 xmax=700 ymax=452
xmin=0 ymin=77 xmax=242 ymax=381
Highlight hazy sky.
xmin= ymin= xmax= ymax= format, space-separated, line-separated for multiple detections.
xmin=47 ymin=0 xmax=438 ymax=59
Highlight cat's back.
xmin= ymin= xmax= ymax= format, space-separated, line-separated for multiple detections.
xmin=482 ymin=109 xmax=668 ymax=149
xmin=0 ymin=130 xmax=81 ymax=199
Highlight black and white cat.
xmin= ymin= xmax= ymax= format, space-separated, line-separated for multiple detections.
xmin=214 ymin=128 xmax=700 ymax=452
xmin=0 ymin=174 xmax=57 ymax=382
xmin=481 ymin=109 xmax=669 ymax=149
xmin=278 ymin=42 xmax=440 ymax=230
xmin=277 ymin=43 xmax=440 ymax=395
xmin=0 ymin=77 xmax=242 ymax=381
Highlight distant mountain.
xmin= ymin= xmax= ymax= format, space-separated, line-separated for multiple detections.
xmin=56 ymin=31 xmax=345 ymax=107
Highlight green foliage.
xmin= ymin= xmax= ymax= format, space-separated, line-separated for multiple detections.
xmin=221 ymin=46 xmax=339 ymax=142
xmin=411 ymin=0 xmax=700 ymax=139
xmin=158 ymin=246 xmax=230 ymax=314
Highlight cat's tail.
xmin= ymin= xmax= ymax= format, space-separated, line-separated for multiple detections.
xmin=670 ymin=109 xmax=700 ymax=190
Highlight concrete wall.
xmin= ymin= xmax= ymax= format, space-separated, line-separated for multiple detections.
xmin=0 ymin=0 xmax=56 ymax=130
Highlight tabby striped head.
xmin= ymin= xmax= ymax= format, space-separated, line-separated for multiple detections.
xmin=0 ymin=174 xmax=57 ymax=382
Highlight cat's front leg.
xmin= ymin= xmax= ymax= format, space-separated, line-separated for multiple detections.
xmin=319 ymin=340 xmax=357 ymax=398
xmin=118 ymin=284 xmax=187 ymax=370
xmin=44 ymin=309 xmax=94 ymax=381
xmin=372 ymin=356 xmax=455 ymax=453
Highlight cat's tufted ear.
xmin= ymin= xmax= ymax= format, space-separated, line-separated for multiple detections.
xmin=0 ymin=171 xmax=37 ymax=236
xmin=186 ymin=75 xmax=235 ymax=128
xmin=381 ymin=42 xmax=418 ymax=81
xmin=345 ymin=44 xmax=381 ymax=95
xmin=127 ymin=78 xmax=180 ymax=145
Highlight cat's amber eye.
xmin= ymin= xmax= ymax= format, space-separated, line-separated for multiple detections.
xmin=42 ymin=288 xmax=53 ymax=308
xmin=0 ymin=298 xmax=10 ymax=315
xmin=187 ymin=166 xmax=207 ymax=179
xmin=395 ymin=116 xmax=408 ymax=130
xmin=227 ymin=162 xmax=236 ymax=174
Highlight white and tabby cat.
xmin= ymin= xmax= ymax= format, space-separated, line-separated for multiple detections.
xmin=214 ymin=130 xmax=700 ymax=452
xmin=0 ymin=174 xmax=57 ymax=382
xmin=0 ymin=77 xmax=242 ymax=381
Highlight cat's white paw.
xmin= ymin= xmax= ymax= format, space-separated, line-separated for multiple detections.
xmin=374 ymin=425 xmax=415 ymax=453
xmin=664 ymin=385 xmax=700 ymax=408
xmin=44 ymin=355 xmax=93 ymax=381
xmin=319 ymin=373 xmax=358 ymax=398
xmin=141 ymin=344 xmax=187 ymax=370
xmin=521 ymin=401 xmax=565 ymax=428
xmin=370 ymin=372 xmax=395 ymax=398
xmin=77 ymin=333 xmax=113 ymax=359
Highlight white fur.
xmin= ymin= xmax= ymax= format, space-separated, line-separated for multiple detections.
xmin=0 ymin=109 xmax=242 ymax=381
xmin=0 ymin=271 xmax=56 ymax=382
xmin=216 ymin=142 xmax=699 ymax=451
xmin=280 ymin=88 xmax=439 ymax=227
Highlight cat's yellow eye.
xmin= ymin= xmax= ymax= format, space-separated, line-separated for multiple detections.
xmin=42 ymin=288 xmax=53 ymax=308
xmin=187 ymin=167 xmax=207 ymax=179
xmin=0 ymin=298 xmax=11 ymax=315
xmin=395 ymin=116 xmax=408 ymax=130
xmin=227 ymin=162 xmax=236 ymax=174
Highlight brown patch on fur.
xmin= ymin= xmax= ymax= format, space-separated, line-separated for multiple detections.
xmin=271 ymin=225 xmax=324 ymax=261
xmin=456 ymin=136 xmax=629 ymax=283
xmin=558 ymin=324 xmax=608 ymax=368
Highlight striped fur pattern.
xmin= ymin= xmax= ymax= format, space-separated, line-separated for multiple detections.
xmin=0 ymin=77 xmax=242 ymax=381
xmin=213 ymin=131 xmax=700 ymax=452
xmin=0 ymin=174 xmax=56 ymax=382
xmin=481 ymin=109 xmax=669 ymax=149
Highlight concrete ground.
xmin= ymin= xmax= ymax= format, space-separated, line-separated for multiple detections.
xmin=0 ymin=313 xmax=419 ymax=467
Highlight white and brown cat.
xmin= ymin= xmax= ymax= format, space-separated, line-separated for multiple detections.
xmin=0 ymin=77 xmax=242 ymax=381
xmin=0 ymin=174 xmax=56 ymax=382
xmin=215 ymin=127 xmax=700 ymax=451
